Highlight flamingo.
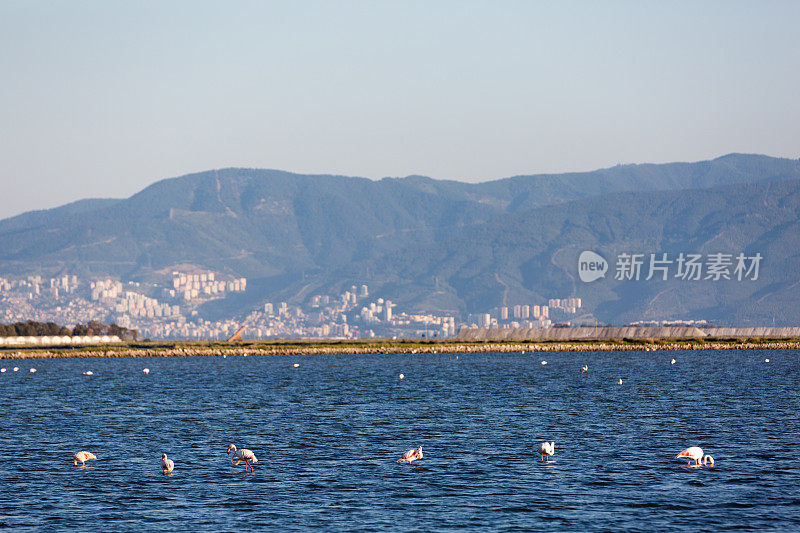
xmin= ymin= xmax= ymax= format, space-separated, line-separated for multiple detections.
xmin=142 ymin=368 xmax=150 ymax=374
xmin=676 ymin=446 xmax=715 ymax=467
xmin=227 ymin=444 xmax=258 ymax=472
xmin=581 ymin=365 xmax=588 ymax=373
xmin=161 ymin=453 xmax=175 ymax=474
xmin=1 ymin=368 xmax=6 ymax=373
xmin=73 ymin=451 xmax=97 ymax=467
xmin=539 ymin=441 xmax=555 ymax=462
xmin=617 ymin=378 xmax=623 ymax=385
xmin=397 ymin=446 xmax=423 ymax=463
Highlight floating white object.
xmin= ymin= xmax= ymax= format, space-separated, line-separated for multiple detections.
xmin=765 ymin=358 xmax=770 ymax=363
xmin=29 ymin=368 xmax=37 ymax=373
xmin=1 ymin=368 xmax=6 ymax=373
xmin=293 ymin=363 xmax=300 ymax=368
xmin=83 ymin=371 xmax=93 ymax=376
xmin=617 ymin=378 xmax=623 ymax=385
xmin=13 ymin=367 xmax=19 ymax=372
xmin=541 ymin=361 xmax=547 ymax=365
xmin=670 ymin=358 xmax=676 ymax=365
xmin=142 ymin=368 xmax=150 ymax=374
xmin=223 ymin=355 xmax=227 ymax=359
xmin=399 ymin=373 xmax=404 ymax=379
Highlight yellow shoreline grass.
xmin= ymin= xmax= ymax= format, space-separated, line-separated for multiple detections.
xmin=1 ymin=338 xmax=799 ymax=359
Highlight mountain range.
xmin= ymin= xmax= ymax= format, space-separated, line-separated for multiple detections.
xmin=2 ymin=153 xmax=799 ymax=325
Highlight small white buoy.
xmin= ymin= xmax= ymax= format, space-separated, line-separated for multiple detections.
xmin=29 ymin=368 xmax=37 ymax=373
xmin=399 ymin=373 xmax=404 ymax=379
xmin=617 ymin=378 xmax=623 ymax=385
xmin=83 ymin=371 xmax=93 ymax=376
xmin=293 ymin=363 xmax=300 ymax=368
xmin=670 ymin=358 xmax=676 ymax=365
xmin=142 ymin=368 xmax=150 ymax=374
xmin=541 ymin=361 xmax=547 ymax=365
xmin=765 ymin=358 xmax=770 ymax=363
xmin=13 ymin=367 xmax=19 ymax=372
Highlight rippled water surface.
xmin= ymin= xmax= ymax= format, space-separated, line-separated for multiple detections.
xmin=1 ymin=349 xmax=799 ymax=531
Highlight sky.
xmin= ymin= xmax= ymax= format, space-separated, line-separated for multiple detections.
xmin=1 ymin=1 xmax=799 ymax=218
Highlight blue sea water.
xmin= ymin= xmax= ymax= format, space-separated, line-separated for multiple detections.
xmin=0 ymin=349 xmax=798 ymax=532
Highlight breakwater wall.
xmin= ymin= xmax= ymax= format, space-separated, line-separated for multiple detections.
xmin=455 ymin=326 xmax=800 ymax=341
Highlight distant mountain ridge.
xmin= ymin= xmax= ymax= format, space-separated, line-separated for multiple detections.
xmin=1 ymin=153 xmax=799 ymax=325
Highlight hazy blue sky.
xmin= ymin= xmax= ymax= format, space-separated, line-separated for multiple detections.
xmin=1 ymin=1 xmax=798 ymax=218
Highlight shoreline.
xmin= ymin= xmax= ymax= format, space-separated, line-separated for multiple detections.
xmin=1 ymin=338 xmax=799 ymax=359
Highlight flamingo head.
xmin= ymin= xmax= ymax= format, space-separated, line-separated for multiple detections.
xmin=416 ymin=446 xmax=423 ymax=458
xmin=227 ymin=444 xmax=236 ymax=454
xmin=162 ymin=453 xmax=167 ymax=460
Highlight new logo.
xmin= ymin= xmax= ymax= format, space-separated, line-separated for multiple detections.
xmin=578 ymin=250 xmax=608 ymax=282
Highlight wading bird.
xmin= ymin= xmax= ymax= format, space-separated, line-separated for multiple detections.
xmin=581 ymin=365 xmax=588 ymax=373
xmin=675 ymin=446 xmax=715 ymax=467
xmin=162 ymin=453 xmax=174 ymax=474
xmin=397 ymin=446 xmax=423 ymax=463
xmin=73 ymin=451 xmax=97 ymax=467
xmin=539 ymin=441 xmax=555 ymax=462
xmin=227 ymin=444 xmax=258 ymax=472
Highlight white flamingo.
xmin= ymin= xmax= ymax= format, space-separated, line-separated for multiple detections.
xmin=581 ymin=365 xmax=588 ymax=373
xmin=397 ymin=446 xmax=423 ymax=463
xmin=73 ymin=451 xmax=97 ymax=467
xmin=161 ymin=453 xmax=175 ymax=474
xmin=676 ymin=446 xmax=715 ymax=467
xmin=227 ymin=444 xmax=258 ymax=472
xmin=539 ymin=441 xmax=555 ymax=462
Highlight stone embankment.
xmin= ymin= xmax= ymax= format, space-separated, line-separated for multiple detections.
xmin=2 ymin=339 xmax=799 ymax=359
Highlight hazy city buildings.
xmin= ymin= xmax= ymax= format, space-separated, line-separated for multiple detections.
xmin=0 ymin=273 xmax=582 ymax=340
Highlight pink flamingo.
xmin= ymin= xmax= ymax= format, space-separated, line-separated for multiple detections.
xmin=539 ymin=441 xmax=555 ymax=462
xmin=676 ymin=446 xmax=715 ymax=467
xmin=73 ymin=451 xmax=97 ymax=467
xmin=397 ymin=446 xmax=423 ymax=463
xmin=161 ymin=453 xmax=175 ymax=474
xmin=227 ymin=444 xmax=258 ymax=472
